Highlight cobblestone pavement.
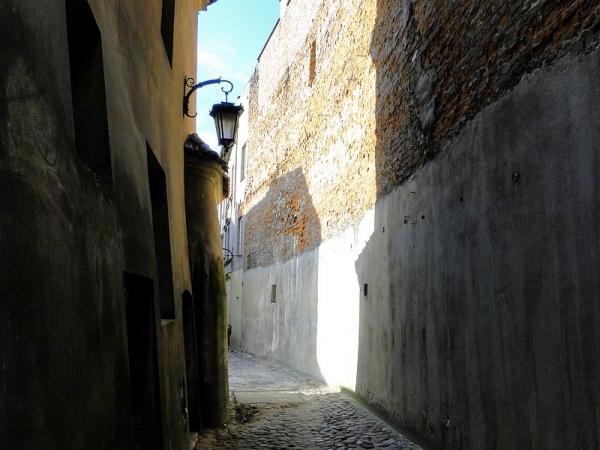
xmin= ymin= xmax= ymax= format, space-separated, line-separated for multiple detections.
xmin=192 ymin=350 xmax=423 ymax=450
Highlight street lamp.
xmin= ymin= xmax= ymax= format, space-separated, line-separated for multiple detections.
xmin=210 ymin=101 xmax=243 ymax=150
xmin=183 ymin=76 xmax=243 ymax=161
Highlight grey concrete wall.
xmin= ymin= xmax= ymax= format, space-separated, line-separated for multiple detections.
xmin=238 ymin=48 xmax=600 ymax=449
xmin=358 ymin=48 xmax=600 ymax=450
xmin=239 ymin=248 xmax=321 ymax=379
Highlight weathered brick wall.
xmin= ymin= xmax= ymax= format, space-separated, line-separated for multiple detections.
xmin=244 ymin=0 xmax=378 ymax=268
xmin=255 ymin=0 xmax=321 ymax=113
xmin=373 ymin=0 xmax=600 ymax=196
xmin=243 ymin=0 xmax=600 ymax=268
xmin=245 ymin=168 xmax=321 ymax=269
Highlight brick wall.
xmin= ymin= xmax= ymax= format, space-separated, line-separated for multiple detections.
xmin=243 ymin=0 xmax=600 ymax=268
xmin=244 ymin=0 xmax=378 ymax=268
xmin=245 ymin=168 xmax=321 ymax=269
xmin=373 ymin=0 xmax=600 ymax=197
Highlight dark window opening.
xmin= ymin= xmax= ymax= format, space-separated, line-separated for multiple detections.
xmin=308 ymin=40 xmax=316 ymax=86
xmin=236 ymin=216 xmax=244 ymax=259
xmin=271 ymin=284 xmax=277 ymax=304
xmin=147 ymin=144 xmax=175 ymax=319
xmin=240 ymin=143 xmax=247 ymax=181
xmin=123 ymin=272 xmax=164 ymax=450
xmin=65 ymin=0 xmax=112 ymax=184
xmin=364 ymin=283 xmax=368 ymax=296
xmin=161 ymin=0 xmax=176 ymax=66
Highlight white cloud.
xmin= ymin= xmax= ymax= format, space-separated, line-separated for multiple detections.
xmin=198 ymin=131 xmax=219 ymax=150
xmin=196 ymin=113 xmax=210 ymax=129
xmin=197 ymin=42 xmax=255 ymax=89
xmin=215 ymin=42 xmax=237 ymax=56
xmin=197 ymin=50 xmax=228 ymax=75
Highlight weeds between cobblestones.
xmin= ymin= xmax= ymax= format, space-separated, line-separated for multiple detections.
xmin=192 ymin=350 xmax=422 ymax=450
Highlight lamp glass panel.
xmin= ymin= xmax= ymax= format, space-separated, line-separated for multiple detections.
xmin=210 ymin=102 xmax=242 ymax=147
xmin=216 ymin=111 xmax=238 ymax=142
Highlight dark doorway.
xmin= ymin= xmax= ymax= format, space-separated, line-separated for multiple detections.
xmin=123 ymin=272 xmax=164 ymax=450
xmin=182 ymin=290 xmax=202 ymax=431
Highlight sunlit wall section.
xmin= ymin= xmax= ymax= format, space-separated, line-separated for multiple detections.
xmin=240 ymin=0 xmax=379 ymax=382
xmin=316 ymin=209 xmax=376 ymax=390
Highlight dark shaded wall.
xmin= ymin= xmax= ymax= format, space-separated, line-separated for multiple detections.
xmin=361 ymin=1 xmax=600 ymax=448
xmin=0 ymin=3 xmax=129 ymax=448
xmin=356 ymin=48 xmax=600 ymax=449
xmin=0 ymin=0 xmax=206 ymax=448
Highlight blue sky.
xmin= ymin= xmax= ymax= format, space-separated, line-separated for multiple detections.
xmin=195 ymin=1 xmax=280 ymax=148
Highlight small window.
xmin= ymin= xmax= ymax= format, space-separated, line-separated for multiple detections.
xmin=271 ymin=284 xmax=277 ymax=304
xmin=364 ymin=283 xmax=368 ymax=296
xmin=308 ymin=40 xmax=316 ymax=86
xmin=240 ymin=143 xmax=247 ymax=181
xmin=237 ymin=216 xmax=244 ymax=255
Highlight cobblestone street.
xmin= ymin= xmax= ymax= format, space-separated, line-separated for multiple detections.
xmin=192 ymin=351 xmax=423 ymax=450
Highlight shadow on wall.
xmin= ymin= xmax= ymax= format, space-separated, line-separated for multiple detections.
xmin=242 ymin=167 xmax=324 ymax=379
xmin=356 ymin=1 xmax=600 ymax=449
xmin=354 ymin=2 xmax=442 ymax=447
xmin=246 ymin=167 xmax=321 ymax=268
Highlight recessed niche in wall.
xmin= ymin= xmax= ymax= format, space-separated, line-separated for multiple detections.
xmin=147 ymin=143 xmax=175 ymax=319
xmin=308 ymin=40 xmax=316 ymax=86
xmin=161 ymin=0 xmax=175 ymax=66
xmin=240 ymin=143 xmax=247 ymax=181
xmin=65 ymin=0 xmax=112 ymax=184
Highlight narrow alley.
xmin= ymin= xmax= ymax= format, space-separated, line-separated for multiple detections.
xmin=192 ymin=351 xmax=423 ymax=450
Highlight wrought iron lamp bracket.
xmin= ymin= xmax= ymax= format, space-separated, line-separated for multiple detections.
xmin=183 ymin=76 xmax=234 ymax=118
xmin=223 ymin=247 xmax=242 ymax=267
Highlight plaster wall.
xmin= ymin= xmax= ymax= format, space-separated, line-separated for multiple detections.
xmin=238 ymin=247 xmax=320 ymax=378
xmin=237 ymin=48 xmax=600 ymax=449
xmin=226 ymin=269 xmax=244 ymax=349
xmin=185 ymin=157 xmax=229 ymax=427
xmin=238 ymin=209 xmax=376 ymax=388
xmin=0 ymin=0 xmax=210 ymax=447
xmin=356 ymin=48 xmax=600 ymax=450
xmin=221 ymin=85 xmax=249 ymax=351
